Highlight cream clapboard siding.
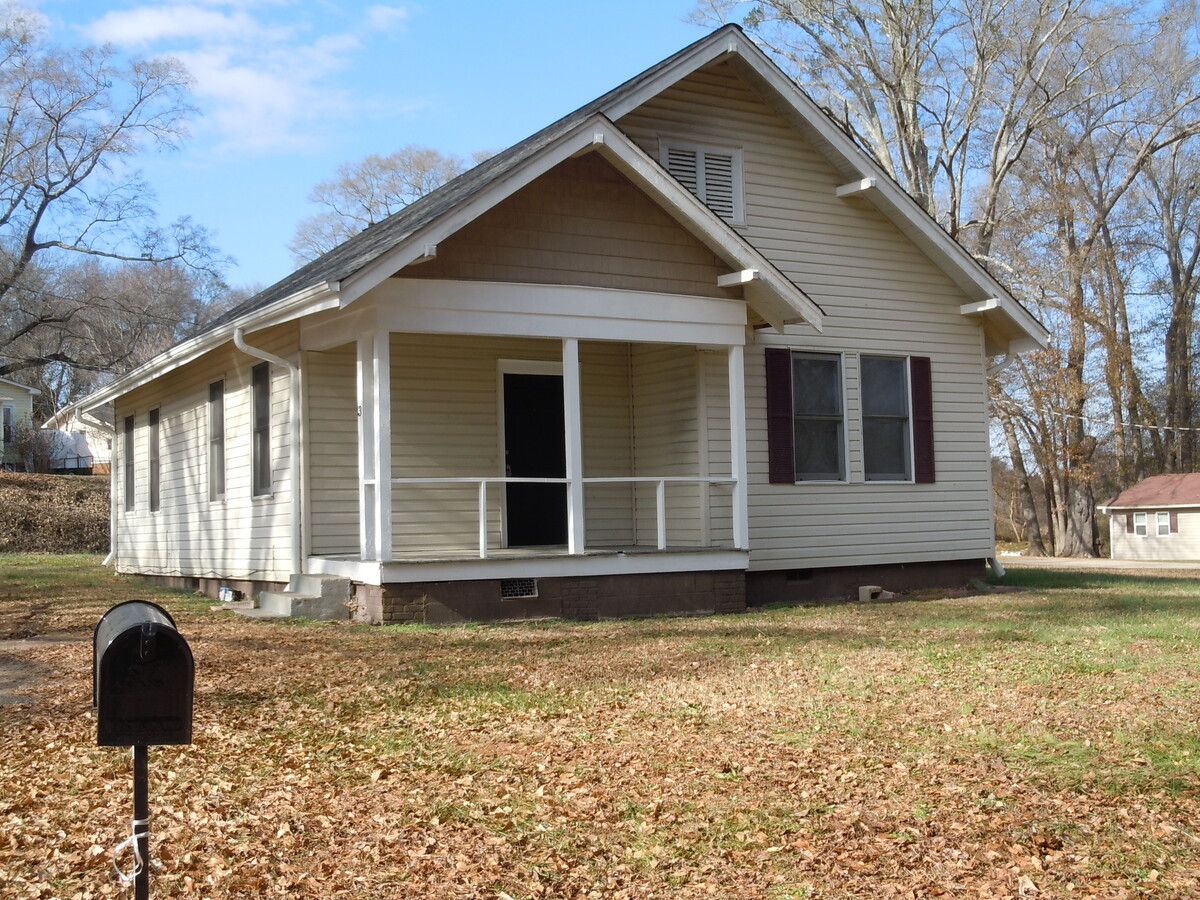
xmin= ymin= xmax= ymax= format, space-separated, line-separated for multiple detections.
xmin=581 ymin=341 xmax=636 ymax=547
xmin=114 ymin=323 xmax=299 ymax=582
xmin=1109 ymin=511 xmax=1200 ymax=561
xmin=404 ymin=154 xmax=730 ymax=299
xmin=305 ymin=342 xmax=358 ymax=554
xmin=620 ymin=62 xmax=994 ymax=569
xmin=0 ymin=380 xmax=35 ymax=467
xmin=631 ymin=344 xmax=704 ymax=546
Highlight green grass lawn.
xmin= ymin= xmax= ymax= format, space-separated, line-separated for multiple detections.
xmin=2 ymin=555 xmax=1200 ymax=898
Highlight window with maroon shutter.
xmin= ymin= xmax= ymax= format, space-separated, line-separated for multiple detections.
xmin=1125 ymin=513 xmax=1134 ymax=534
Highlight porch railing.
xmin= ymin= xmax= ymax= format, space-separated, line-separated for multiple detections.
xmin=390 ymin=475 xmax=736 ymax=559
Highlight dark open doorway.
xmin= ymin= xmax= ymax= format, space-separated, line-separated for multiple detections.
xmin=503 ymin=372 xmax=567 ymax=547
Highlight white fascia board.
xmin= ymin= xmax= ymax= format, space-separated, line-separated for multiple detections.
xmin=338 ymin=115 xmax=824 ymax=333
xmin=69 ymin=281 xmax=340 ymax=412
xmin=1099 ymin=503 xmax=1200 ymax=513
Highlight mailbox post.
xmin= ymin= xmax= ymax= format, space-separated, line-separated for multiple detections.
xmin=93 ymin=601 xmax=194 ymax=900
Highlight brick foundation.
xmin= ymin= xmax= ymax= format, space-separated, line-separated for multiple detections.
xmin=746 ymin=558 xmax=985 ymax=607
xmin=354 ymin=569 xmax=749 ymax=626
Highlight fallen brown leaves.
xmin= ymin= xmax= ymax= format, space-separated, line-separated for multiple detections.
xmin=2 ymin=558 xmax=1200 ymax=898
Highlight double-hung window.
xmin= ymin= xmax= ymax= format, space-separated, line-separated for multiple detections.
xmin=1134 ymin=512 xmax=1148 ymax=536
xmin=252 ymin=363 xmax=271 ymax=497
xmin=209 ymin=380 xmax=225 ymax=501
xmin=1 ymin=403 xmax=13 ymax=445
xmin=789 ymin=352 xmax=845 ymax=481
xmin=1157 ymin=511 xmax=1172 ymax=536
xmin=861 ymin=356 xmax=911 ymax=481
xmin=148 ymin=408 xmax=160 ymax=512
xmin=123 ymin=415 xmax=135 ymax=511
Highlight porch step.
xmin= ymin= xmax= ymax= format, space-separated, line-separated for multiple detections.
xmin=235 ymin=575 xmax=353 ymax=621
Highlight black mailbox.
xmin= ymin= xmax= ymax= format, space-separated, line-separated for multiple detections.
xmin=93 ymin=601 xmax=194 ymax=746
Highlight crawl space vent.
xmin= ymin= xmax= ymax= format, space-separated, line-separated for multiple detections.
xmin=500 ymin=578 xmax=538 ymax=600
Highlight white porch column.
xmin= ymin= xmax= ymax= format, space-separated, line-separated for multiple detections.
xmin=562 ymin=338 xmax=586 ymax=555
xmin=728 ymin=344 xmax=750 ymax=550
xmin=357 ymin=332 xmax=393 ymax=561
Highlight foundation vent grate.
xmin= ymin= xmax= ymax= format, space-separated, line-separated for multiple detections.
xmin=500 ymin=578 xmax=538 ymax=600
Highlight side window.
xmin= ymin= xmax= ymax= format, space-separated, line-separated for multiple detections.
xmin=790 ymin=352 xmax=845 ymax=481
xmin=1134 ymin=512 xmax=1147 ymax=536
xmin=252 ymin=363 xmax=271 ymax=497
xmin=1 ymin=403 xmax=13 ymax=444
xmin=123 ymin=415 xmax=135 ymax=512
xmin=209 ymin=380 xmax=225 ymax=501
xmin=861 ymin=356 xmax=911 ymax=481
xmin=661 ymin=140 xmax=745 ymax=224
xmin=148 ymin=408 xmax=160 ymax=512
xmin=1157 ymin=511 xmax=1171 ymax=536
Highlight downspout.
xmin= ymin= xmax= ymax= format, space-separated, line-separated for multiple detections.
xmin=234 ymin=327 xmax=304 ymax=577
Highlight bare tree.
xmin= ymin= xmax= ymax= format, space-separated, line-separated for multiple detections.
xmin=0 ymin=4 xmax=221 ymax=385
xmin=288 ymin=145 xmax=469 ymax=263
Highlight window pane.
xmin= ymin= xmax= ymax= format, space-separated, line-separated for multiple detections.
xmin=864 ymin=418 xmax=909 ymax=480
xmin=1135 ymin=512 xmax=1147 ymax=536
xmin=861 ymin=356 xmax=908 ymax=416
xmin=792 ymin=354 xmax=841 ymax=416
xmin=1158 ymin=511 xmax=1171 ymax=536
xmin=794 ymin=418 xmax=844 ymax=480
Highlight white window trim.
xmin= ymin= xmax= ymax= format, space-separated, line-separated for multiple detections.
xmin=208 ymin=378 xmax=226 ymax=503
xmin=1157 ymin=511 xmax=1171 ymax=537
xmin=251 ymin=363 xmax=273 ymax=499
xmin=1134 ymin=512 xmax=1148 ymax=537
xmin=1 ymin=402 xmax=14 ymax=445
xmin=790 ymin=349 xmax=848 ymax=484
xmin=860 ymin=354 xmax=915 ymax=484
xmin=658 ymin=137 xmax=746 ymax=225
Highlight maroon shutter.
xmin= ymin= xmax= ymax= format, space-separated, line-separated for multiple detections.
xmin=910 ymin=356 xmax=935 ymax=483
xmin=765 ymin=348 xmax=795 ymax=484
xmin=1126 ymin=513 xmax=1134 ymax=534
xmin=1171 ymin=511 xmax=1179 ymax=533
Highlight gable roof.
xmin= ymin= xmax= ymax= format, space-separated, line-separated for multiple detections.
xmin=75 ymin=24 xmax=1047 ymax=412
xmin=0 ymin=375 xmax=39 ymax=397
xmin=1100 ymin=474 xmax=1200 ymax=511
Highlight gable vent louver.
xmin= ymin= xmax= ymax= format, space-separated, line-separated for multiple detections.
xmin=662 ymin=142 xmax=743 ymax=224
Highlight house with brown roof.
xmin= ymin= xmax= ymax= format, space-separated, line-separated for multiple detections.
xmin=60 ymin=26 xmax=1047 ymax=622
xmin=1099 ymin=474 xmax=1200 ymax=561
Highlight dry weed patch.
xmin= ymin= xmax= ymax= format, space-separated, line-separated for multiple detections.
xmin=2 ymin=557 xmax=1199 ymax=898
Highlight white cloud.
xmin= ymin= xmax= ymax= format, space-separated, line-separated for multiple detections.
xmin=78 ymin=2 xmax=414 ymax=156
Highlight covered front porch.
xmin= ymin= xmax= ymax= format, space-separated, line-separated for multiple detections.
xmin=299 ymin=279 xmax=752 ymax=587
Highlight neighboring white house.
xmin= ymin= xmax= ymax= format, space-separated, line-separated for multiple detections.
xmin=42 ymin=405 xmax=115 ymax=474
xmin=62 ymin=26 xmax=1047 ymax=622
xmin=0 ymin=376 xmax=39 ymax=471
xmin=1099 ymin=474 xmax=1200 ymax=562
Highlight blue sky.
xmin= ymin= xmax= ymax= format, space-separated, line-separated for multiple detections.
xmin=34 ymin=0 xmax=713 ymax=291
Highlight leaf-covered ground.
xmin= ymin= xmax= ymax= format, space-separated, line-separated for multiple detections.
xmin=2 ymin=556 xmax=1200 ymax=899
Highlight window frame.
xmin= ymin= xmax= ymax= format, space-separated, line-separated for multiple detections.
xmin=659 ymin=138 xmax=746 ymax=225
xmin=860 ymin=354 xmax=914 ymax=483
xmin=148 ymin=407 xmax=161 ymax=512
xmin=789 ymin=350 xmax=848 ymax=483
xmin=1134 ymin=512 xmax=1148 ymax=537
xmin=123 ymin=415 xmax=135 ymax=512
xmin=252 ymin=363 xmax=272 ymax=498
xmin=1 ymin=402 xmax=14 ymax=445
xmin=209 ymin=380 xmax=225 ymax=502
xmin=1157 ymin=511 xmax=1171 ymax=537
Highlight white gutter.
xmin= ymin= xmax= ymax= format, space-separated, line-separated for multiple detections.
xmin=234 ymin=327 xmax=305 ymax=577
